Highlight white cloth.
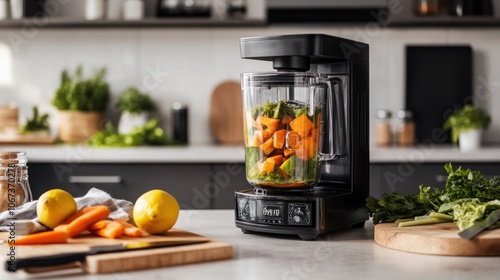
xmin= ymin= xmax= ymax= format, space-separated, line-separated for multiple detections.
xmin=0 ymin=188 xmax=133 ymax=233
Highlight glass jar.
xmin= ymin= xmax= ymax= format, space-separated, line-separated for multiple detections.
xmin=396 ymin=110 xmax=416 ymax=146
xmin=416 ymin=0 xmax=439 ymax=16
xmin=375 ymin=109 xmax=392 ymax=147
xmin=0 ymin=152 xmax=32 ymax=213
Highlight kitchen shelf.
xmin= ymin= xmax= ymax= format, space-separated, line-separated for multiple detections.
xmin=388 ymin=15 xmax=500 ymax=27
xmin=0 ymin=17 xmax=267 ymax=28
xmin=386 ymin=0 xmax=500 ymax=27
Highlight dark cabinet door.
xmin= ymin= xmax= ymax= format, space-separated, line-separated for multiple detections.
xmin=211 ymin=163 xmax=247 ymax=209
xmin=370 ymin=162 xmax=500 ymax=198
xmin=29 ymin=163 xmax=211 ymax=209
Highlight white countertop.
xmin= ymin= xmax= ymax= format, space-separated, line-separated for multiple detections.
xmin=370 ymin=144 xmax=500 ymax=163
xmin=0 ymin=144 xmax=246 ymax=163
xmin=1 ymin=144 xmax=499 ymax=163
xmin=2 ymin=210 xmax=497 ymax=280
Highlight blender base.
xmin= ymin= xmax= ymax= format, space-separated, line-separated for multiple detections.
xmin=235 ymin=187 xmax=368 ymax=241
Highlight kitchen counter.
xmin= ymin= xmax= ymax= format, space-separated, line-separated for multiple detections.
xmin=371 ymin=144 xmax=500 ymax=163
xmin=1 ymin=210 xmax=497 ymax=280
xmin=2 ymin=144 xmax=500 ymax=163
xmin=0 ymin=144 xmax=246 ymax=163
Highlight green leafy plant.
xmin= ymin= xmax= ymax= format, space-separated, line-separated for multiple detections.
xmin=444 ymin=104 xmax=491 ymax=144
xmin=88 ymin=119 xmax=174 ymax=147
xmin=52 ymin=66 xmax=110 ymax=112
xmin=117 ymin=87 xmax=157 ymax=114
xmin=22 ymin=106 xmax=49 ymax=133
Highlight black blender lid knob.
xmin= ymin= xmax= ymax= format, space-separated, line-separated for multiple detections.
xmin=273 ymin=56 xmax=310 ymax=72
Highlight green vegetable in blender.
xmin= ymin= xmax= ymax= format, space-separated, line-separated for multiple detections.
xmin=245 ymin=101 xmax=321 ymax=187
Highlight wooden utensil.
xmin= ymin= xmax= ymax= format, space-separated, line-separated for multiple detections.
xmin=374 ymin=222 xmax=500 ymax=256
xmin=209 ymin=81 xmax=244 ymax=145
xmin=1 ymin=228 xmax=232 ymax=274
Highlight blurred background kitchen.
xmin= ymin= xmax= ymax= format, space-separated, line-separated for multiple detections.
xmin=1 ymin=0 xmax=500 ymax=207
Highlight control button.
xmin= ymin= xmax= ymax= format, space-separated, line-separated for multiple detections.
xmin=293 ymin=207 xmax=305 ymax=224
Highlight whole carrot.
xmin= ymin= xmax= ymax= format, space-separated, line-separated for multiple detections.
xmin=90 ymin=221 xmax=123 ymax=239
xmin=113 ymin=220 xmax=144 ymax=237
xmin=54 ymin=206 xmax=110 ymax=237
xmin=14 ymin=231 xmax=68 ymax=246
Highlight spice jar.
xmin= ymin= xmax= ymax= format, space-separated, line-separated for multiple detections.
xmin=396 ymin=110 xmax=416 ymax=146
xmin=0 ymin=152 xmax=32 ymax=213
xmin=375 ymin=110 xmax=393 ymax=147
xmin=416 ymin=0 xmax=439 ymax=16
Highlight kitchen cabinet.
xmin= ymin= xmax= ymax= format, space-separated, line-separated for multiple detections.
xmin=211 ymin=163 xmax=247 ymax=209
xmin=370 ymin=162 xmax=500 ymax=198
xmin=28 ymin=163 xmax=214 ymax=209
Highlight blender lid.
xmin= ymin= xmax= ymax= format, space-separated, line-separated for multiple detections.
xmin=241 ymin=72 xmax=319 ymax=85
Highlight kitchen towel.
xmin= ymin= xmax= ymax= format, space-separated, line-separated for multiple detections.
xmin=0 ymin=187 xmax=133 ymax=233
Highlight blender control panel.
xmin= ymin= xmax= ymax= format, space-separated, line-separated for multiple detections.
xmin=237 ymin=197 xmax=313 ymax=226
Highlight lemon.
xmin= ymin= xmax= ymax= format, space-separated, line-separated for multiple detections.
xmin=133 ymin=189 xmax=180 ymax=234
xmin=36 ymin=189 xmax=77 ymax=229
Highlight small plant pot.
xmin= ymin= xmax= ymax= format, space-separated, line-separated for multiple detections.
xmin=459 ymin=129 xmax=482 ymax=152
xmin=58 ymin=111 xmax=104 ymax=143
xmin=118 ymin=111 xmax=149 ymax=134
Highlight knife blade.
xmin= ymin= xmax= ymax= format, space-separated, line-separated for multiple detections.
xmin=458 ymin=210 xmax=500 ymax=240
xmin=5 ymin=239 xmax=209 ymax=272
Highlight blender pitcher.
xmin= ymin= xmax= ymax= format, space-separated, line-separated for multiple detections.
xmin=241 ymin=72 xmax=346 ymax=189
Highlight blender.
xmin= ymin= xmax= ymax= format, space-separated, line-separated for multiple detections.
xmin=235 ymin=34 xmax=369 ymax=240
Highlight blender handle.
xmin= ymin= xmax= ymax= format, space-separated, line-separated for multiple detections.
xmin=319 ymin=77 xmax=347 ymax=160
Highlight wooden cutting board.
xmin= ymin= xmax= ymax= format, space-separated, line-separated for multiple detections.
xmin=209 ymin=81 xmax=244 ymax=145
xmin=0 ymin=134 xmax=54 ymax=145
xmin=1 ymin=228 xmax=232 ymax=274
xmin=374 ymin=222 xmax=500 ymax=256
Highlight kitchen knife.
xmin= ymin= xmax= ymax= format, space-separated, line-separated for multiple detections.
xmin=458 ymin=210 xmax=500 ymax=240
xmin=6 ymin=239 xmax=209 ymax=272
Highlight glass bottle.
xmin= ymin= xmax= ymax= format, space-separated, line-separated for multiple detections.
xmin=0 ymin=152 xmax=32 ymax=213
xmin=375 ymin=110 xmax=393 ymax=147
xmin=416 ymin=0 xmax=440 ymax=16
xmin=396 ymin=110 xmax=416 ymax=147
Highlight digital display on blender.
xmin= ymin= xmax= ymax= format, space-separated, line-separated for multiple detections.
xmin=262 ymin=206 xmax=281 ymax=217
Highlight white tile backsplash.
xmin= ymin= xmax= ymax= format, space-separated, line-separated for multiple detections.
xmin=1 ymin=26 xmax=500 ymax=144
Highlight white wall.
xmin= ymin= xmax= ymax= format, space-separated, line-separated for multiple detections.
xmin=1 ymin=26 xmax=500 ymax=145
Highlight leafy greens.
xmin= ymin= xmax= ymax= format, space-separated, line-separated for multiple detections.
xmin=367 ymin=163 xmax=500 ymax=230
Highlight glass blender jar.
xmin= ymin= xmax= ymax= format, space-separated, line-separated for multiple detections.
xmin=242 ymin=72 xmax=341 ymax=189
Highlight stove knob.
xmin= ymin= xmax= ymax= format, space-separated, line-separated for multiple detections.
xmin=293 ymin=207 xmax=305 ymax=223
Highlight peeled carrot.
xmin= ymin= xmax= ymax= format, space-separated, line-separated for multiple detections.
xmin=90 ymin=221 xmax=123 ymax=239
xmin=88 ymin=220 xmax=111 ymax=231
xmin=14 ymin=231 xmax=68 ymax=245
xmin=113 ymin=220 xmax=144 ymax=237
xmin=56 ymin=206 xmax=104 ymax=228
xmin=55 ymin=206 xmax=111 ymax=237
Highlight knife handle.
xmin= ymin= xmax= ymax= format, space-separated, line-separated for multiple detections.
xmin=5 ymin=251 xmax=88 ymax=272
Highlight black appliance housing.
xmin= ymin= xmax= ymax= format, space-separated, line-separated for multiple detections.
xmin=235 ymin=34 xmax=369 ymax=240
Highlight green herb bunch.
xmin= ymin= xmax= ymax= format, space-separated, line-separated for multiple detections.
xmin=52 ymin=66 xmax=110 ymax=112
xmin=117 ymin=87 xmax=157 ymax=114
xmin=444 ymin=104 xmax=491 ymax=144
xmin=367 ymin=163 xmax=500 ymax=230
xmin=22 ymin=106 xmax=49 ymax=133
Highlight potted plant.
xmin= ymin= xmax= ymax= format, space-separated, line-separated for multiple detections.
xmin=22 ymin=106 xmax=50 ymax=136
xmin=444 ymin=104 xmax=491 ymax=151
xmin=52 ymin=66 xmax=110 ymax=143
xmin=116 ymin=87 xmax=157 ymax=134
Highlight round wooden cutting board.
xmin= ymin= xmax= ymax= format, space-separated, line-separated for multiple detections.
xmin=374 ymin=222 xmax=500 ymax=256
xmin=209 ymin=81 xmax=244 ymax=145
